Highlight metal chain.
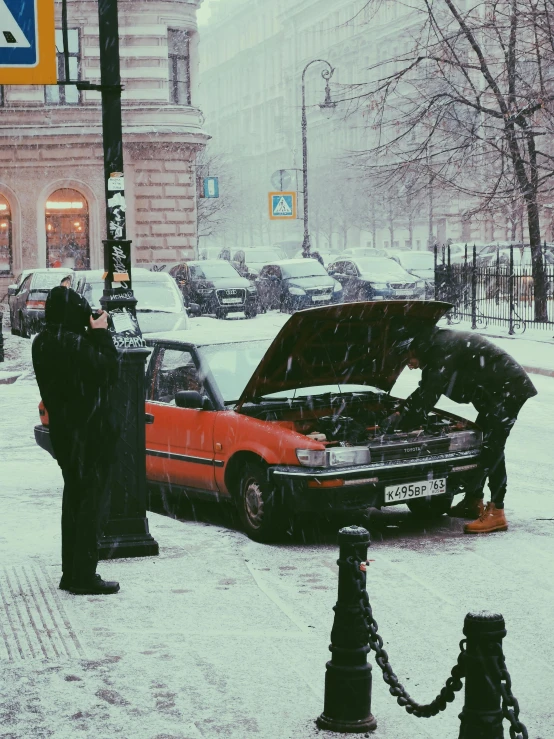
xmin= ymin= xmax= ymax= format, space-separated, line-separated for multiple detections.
xmin=342 ymin=555 xmax=466 ymax=719
xmin=498 ymin=653 xmax=529 ymax=739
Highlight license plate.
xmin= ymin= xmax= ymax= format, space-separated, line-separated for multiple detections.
xmin=394 ymin=291 xmax=411 ymax=297
xmin=311 ymin=294 xmax=329 ymax=301
xmin=221 ymin=298 xmax=243 ymax=304
xmin=384 ymin=477 xmax=446 ymax=504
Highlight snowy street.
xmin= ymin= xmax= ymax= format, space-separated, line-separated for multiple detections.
xmin=0 ymin=315 xmax=553 ymax=738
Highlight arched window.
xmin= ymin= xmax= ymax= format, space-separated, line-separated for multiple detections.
xmin=0 ymin=195 xmax=12 ymax=275
xmin=45 ymin=188 xmax=90 ymax=270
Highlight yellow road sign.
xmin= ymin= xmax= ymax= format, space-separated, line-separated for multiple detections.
xmin=0 ymin=0 xmax=56 ymax=84
xmin=268 ymin=192 xmax=297 ymax=220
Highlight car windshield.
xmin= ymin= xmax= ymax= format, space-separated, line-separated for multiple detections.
xmin=397 ymin=252 xmax=434 ymax=269
xmin=200 ymin=341 xmax=380 ymax=404
xmin=31 ymin=272 xmax=73 ymax=289
xmin=244 ymin=249 xmax=285 ymax=262
xmin=190 ymin=262 xmax=238 ymax=279
xmin=86 ymin=281 xmax=181 ymax=311
xmin=281 ymin=261 xmax=328 ymax=278
xmin=355 ymin=258 xmax=410 ymax=277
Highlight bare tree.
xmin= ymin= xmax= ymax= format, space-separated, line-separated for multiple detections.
xmin=195 ymin=148 xmax=240 ymax=241
xmin=346 ymin=0 xmax=554 ymax=320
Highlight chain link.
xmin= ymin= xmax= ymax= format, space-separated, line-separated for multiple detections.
xmin=342 ymin=556 xmax=466 ymax=718
xmin=498 ymin=655 xmax=529 ymax=739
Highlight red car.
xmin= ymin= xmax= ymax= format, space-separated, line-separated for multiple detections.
xmin=35 ymin=301 xmax=484 ymax=542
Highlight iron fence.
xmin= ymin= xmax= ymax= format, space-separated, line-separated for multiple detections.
xmin=434 ymin=244 xmax=554 ymax=334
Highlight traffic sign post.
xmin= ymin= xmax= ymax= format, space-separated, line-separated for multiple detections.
xmin=270 ymin=169 xmax=294 ymax=192
xmin=203 ymin=177 xmax=219 ymax=198
xmin=0 ymin=0 xmax=56 ymax=84
xmin=268 ymin=192 xmax=297 ymax=220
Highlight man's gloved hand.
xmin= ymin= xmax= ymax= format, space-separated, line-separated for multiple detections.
xmin=380 ymin=411 xmax=403 ymax=433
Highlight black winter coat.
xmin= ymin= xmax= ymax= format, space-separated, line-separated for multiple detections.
xmin=32 ymin=323 xmax=119 ymax=471
xmin=401 ymin=329 xmax=537 ymax=424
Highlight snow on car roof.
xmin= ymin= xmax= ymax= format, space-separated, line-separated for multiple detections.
xmin=146 ymin=319 xmax=279 ymax=348
xmin=80 ymin=268 xmax=175 ymax=282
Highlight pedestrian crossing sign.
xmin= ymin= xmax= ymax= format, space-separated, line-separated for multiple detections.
xmin=0 ymin=0 xmax=56 ymax=84
xmin=269 ymin=191 xmax=297 ymax=220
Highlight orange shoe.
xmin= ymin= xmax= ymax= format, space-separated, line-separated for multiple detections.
xmin=449 ymin=496 xmax=485 ymax=519
xmin=464 ymin=503 xmax=508 ymax=534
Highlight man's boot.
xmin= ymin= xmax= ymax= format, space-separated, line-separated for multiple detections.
xmin=449 ymin=495 xmax=485 ymax=519
xmin=464 ymin=503 xmax=508 ymax=534
xmin=67 ymin=574 xmax=120 ymax=595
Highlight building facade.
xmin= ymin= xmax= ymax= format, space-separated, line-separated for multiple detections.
xmin=0 ymin=0 xmax=207 ymax=295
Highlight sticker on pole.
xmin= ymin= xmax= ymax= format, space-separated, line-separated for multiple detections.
xmin=0 ymin=0 xmax=56 ymax=84
xmin=269 ymin=192 xmax=297 ymax=220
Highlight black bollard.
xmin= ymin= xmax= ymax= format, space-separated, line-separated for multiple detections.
xmin=317 ymin=525 xmax=377 ymax=733
xmin=458 ymin=611 xmax=506 ymax=739
xmin=0 ymin=311 xmax=4 ymax=362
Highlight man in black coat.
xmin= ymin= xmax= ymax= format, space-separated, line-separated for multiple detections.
xmin=384 ymin=327 xmax=537 ymax=533
xmin=32 ymin=286 xmax=121 ymax=594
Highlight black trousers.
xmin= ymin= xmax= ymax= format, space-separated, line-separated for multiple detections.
xmin=471 ymin=398 xmax=526 ymax=508
xmin=60 ymin=458 xmax=110 ymax=584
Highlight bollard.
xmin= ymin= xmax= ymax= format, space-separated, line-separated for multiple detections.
xmin=0 ymin=311 xmax=4 ymax=362
xmin=458 ymin=611 xmax=506 ymax=739
xmin=317 ymin=525 xmax=377 ymax=733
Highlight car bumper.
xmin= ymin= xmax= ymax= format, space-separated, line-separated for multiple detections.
xmin=34 ymin=424 xmax=55 ymax=458
xmin=198 ymin=293 xmax=258 ymax=314
xmin=269 ymin=450 xmax=482 ymax=513
xmin=291 ymin=292 xmax=342 ymax=309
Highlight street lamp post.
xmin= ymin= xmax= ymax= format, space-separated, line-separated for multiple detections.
xmin=301 ymin=59 xmax=336 ymax=256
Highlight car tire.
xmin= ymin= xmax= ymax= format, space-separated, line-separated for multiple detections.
xmin=237 ymin=460 xmax=287 ymax=543
xmin=245 ymin=305 xmax=258 ymax=319
xmin=407 ymin=493 xmax=454 ymax=517
xmin=215 ymin=308 xmax=227 ymax=320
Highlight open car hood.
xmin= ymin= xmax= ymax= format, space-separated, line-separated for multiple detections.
xmin=236 ymin=300 xmax=451 ymax=408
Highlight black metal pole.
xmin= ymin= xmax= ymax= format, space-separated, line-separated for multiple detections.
xmin=508 ymin=243 xmax=515 ymax=336
xmin=434 ymin=244 xmax=438 ymax=300
xmin=471 ymin=245 xmax=477 ymax=330
xmin=96 ymin=0 xmax=158 ymax=559
xmin=317 ymin=526 xmax=377 ymax=733
xmin=458 ymin=612 xmax=506 ymax=739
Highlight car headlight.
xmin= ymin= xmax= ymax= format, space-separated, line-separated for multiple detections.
xmin=296 ymin=447 xmax=371 ymax=467
xmin=333 ymin=281 xmax=342 ymax=292
xmin=371 ymin=282 xmax=388 ymax=290
xmin=198 ymin=288 xmax=214 ymax=295
xmin=247 ymin=285 xmax=257 ymax=293
xmin=288 ymin=286 xmax=306 ymax=296
xmin=416 ymin=280 xmax=426 ymax=288
xmin=449 ymin=430 xmax=482 ymax=451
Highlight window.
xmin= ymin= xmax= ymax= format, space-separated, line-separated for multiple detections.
xmin=45 ymin=188 xmax=90 ymax=269
xmin=0 ymin=196 xmax=12 ymax=275
xmin=152 ymin=349 xmax=203 ymax=403
xmin=168 ymin=29 xmax=191 ymax=105
xmin=45 ymin=29 xmax=81 ymax=105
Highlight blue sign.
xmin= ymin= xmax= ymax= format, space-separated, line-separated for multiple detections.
xmin=0 ymin=0 xmax=56 ymax=84
xmin=203 ymin=177 xmax=219 ymax=199
xmin=269 ymin=191 xmax=297 ymax=220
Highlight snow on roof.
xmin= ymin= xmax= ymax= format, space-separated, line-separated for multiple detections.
xmin=146 ymin=316 xmax=282 ymax=347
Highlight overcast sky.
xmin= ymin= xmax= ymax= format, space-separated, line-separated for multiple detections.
xmin=197 ymin=0 xmax=214 ymax=25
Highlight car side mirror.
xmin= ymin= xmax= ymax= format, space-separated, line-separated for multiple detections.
xmin=7 ymin=285 xmax=17 ymax=296
xmin=188 ymin=302 xmax=202 ymax=317
xmin=175 ymin=390 xmax=213 ymax=410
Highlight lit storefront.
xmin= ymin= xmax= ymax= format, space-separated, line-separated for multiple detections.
xmin=0 ymin=196 xmax=11 ymax=275
xmin=45 ymin=189 xmax=90 ymax=270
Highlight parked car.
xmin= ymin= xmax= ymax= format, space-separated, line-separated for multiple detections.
xmin=341 ymin=247 xmax=388 ymax=259
xmin=34 ymin=301 xmax=484 ymax=542
xmin=231 ymin=247 xmax=287 ymax=277
xmin=169 ymin=259 xmax=258 ymax=319
xmin=327 ymin=257 xmax=422 ymax=301
xmin=385 ymin=250 xmax=435 ymax=298
xmin=256 ymin=258 xmax=343 ymax=312
xmin=292 ymin=248 xmax=340 ymax=266
xmin=9 ymin=268 xmax=76 ymax=337
xmin=76 ymin=268 xmax=189 ymax=335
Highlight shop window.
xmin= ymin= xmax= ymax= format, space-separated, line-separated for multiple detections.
xmin=45 ymin=29 xmax=81 ymax=105
xmin=168 ymin=29 xmax=191 ymax=105
xmin=45 ymin=189 xmax=90 ymax=270
xmin=0 ymin=196 xmax=12 ymax=275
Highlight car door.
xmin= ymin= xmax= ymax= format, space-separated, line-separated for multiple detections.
xmin=11 ymin=274 xmax=33 ymax=330
xmin=145 ymin=345 xmax=219 ymax=492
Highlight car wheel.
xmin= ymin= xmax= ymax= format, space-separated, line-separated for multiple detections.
xmin=10 ymin=313 xmax=19 ymax=336
xmin=237 ymin=460 xmax=287 ymax=543
xmin=245 ymin=305 xmax=258 ymax=319
xmin=407 ymin=493 xmax=454 ymax=517
xmin=19 ymin=312 xmax=29 ymax=339
xmin=215 ymin=308 xmax=227 ymax=320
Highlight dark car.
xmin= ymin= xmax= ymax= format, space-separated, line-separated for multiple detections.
xmin=327 ymin=257 xmax=421 ymax=302
xmin=8 ymin=268 xmax=75 ymax=337
xmin=385 ymin=249 xmax=435 ymax=298
xmin=170 ymin=260 xmax=258 ymax=319
xmin=256 ymin=258 xmax=343 ymax=312
xmin=35 ymin=301 xmax=484 ymax=542
xmin=231 ymin=247 xmax=287 ymax=277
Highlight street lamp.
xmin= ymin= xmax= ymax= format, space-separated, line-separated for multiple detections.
xmin=301 ymin=59 xmax=336 ymax=256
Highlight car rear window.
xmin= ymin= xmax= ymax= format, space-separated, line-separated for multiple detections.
xmin=31 ymin=272 xmax=72 ymax=290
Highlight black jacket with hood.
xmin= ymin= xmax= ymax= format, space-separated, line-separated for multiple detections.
xmin=400 ymin=327 xmax=537 ymax=425
xmin=32 ymin=287 xmax=120 ymax=470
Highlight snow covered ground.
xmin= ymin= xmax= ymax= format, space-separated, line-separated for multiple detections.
xmin=0 ymin=312 xmax=553 ymax=738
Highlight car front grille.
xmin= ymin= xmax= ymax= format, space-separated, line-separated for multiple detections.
xmin=390 ymin=282 xmax=416 ymax=290
xmin=216 ymin=288 xmax=246 ymax=305
xmin=369 ymin=438 xmax=450 ymax=463
xmin=306 ymin=287 xmax=333 ymax=298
